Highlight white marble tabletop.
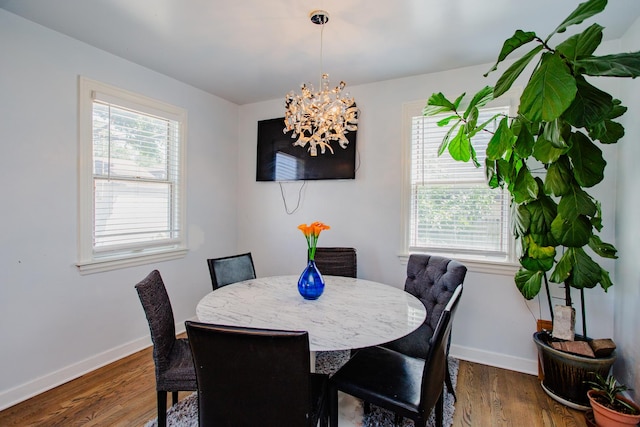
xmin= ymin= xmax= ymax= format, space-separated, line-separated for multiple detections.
xmin=196 ymin=275 xmax=427 ymax=352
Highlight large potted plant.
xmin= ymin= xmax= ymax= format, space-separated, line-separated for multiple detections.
xmin=421 ymin=0 xmax=639 ymax=408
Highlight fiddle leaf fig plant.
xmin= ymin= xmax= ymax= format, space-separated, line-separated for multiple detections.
xmin=423 ymin=0 xmax=640 ymax=336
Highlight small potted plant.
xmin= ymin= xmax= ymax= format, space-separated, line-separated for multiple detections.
xmin=586 ymin=373 xmax=640 ymax=427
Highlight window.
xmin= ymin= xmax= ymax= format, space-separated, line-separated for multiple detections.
xmin=402 ymin=99 xmax=517 ymax=270
xmin=77 ymin=77 xmax=187 ymax=273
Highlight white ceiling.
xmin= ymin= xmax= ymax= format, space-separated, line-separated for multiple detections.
xmin=2 ymin=0 xmax=639 ymax=105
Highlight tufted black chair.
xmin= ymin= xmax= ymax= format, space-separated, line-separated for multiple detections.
xmin=329 ymin=285 xmax=462 ymax=427
xmin=135 ymin=270 xmax=197 ymax=427
xmin=381 ymin=254 xmax=466 ymax=399
xmin=207 ymin=252 xmax=256 ymax=290
xmin=312 ymin=247 xmax=357 ymax=278
xmin=185 ymin=321 xmax=329 ymax=427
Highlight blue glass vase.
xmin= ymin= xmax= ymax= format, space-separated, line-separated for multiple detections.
xmin=298 ymin=260 xmax=325 ymax=300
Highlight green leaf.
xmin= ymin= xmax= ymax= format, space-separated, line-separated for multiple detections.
xmin=520 ymin=253 xmax=555 ymax=272
xmin=463 ymin=86 xmax=494 ymax=119
xmin=591 ymin=201 xmax=603 ymax=232
xmin=542 ymin=119 xmax=567 ymax=149
xmin=568 ymin=131 xmax=606 ymax=187
xmin=551 ymin=214 xmax=592 ymax=247
xmin=588 ymin=235 xmax=618 ymax=259
xmin=437 ymin=119 xmax=461 ymax=156
xmin=562 ymin=76 xmax=613 ymax=128
xmin=512 ymin=165 xmax=538 ymax=203
xmin=589 ymin=119 xmax=625 ymax=144
xmin=544 ymin=156 xmax=573 ymax=196
xmin=550 ymin=250 xmax=573 ymax=284
xmin=515 ymin=268 xmax=544 ymax=300
xmin=533 ymin=135 xmax=568 ymax=164
xmin=486 ymin=117 xmax=514 ymax=160
xmin=465 ymin=106 xmax=479 ymax=130
xmin=436 ymin=115 xmax=459 ymax=127
xmin=485 ymin=159 xmax=499 ymax=188
xmin=452 ymin=92 xmax=466 ymax=110
xmin=566 ymin=247 xmax=601 ymax=289
xmin=424 ymin=92 xmax=458 ymax=116
xmin=557 ymin=183 xmax=597 ymax=220
xmin=555 ymin=23 xmax=603 ymax=61
xmin=525 ymin=234 xmax=556 ymax=259
xmin=548 ymin=0 xmax=607 ymax=39
xmin=519 ymin=53 xmax=578 ymax=122
xmin=607 ymin=99 xmax=627 ymax=120
xmin=599 ymin=268 xmax=613 ymax=291
xmin=513 ymin=120 xmax=535 ymax=158
xmin=527 ymin=193 xmax=557 ymax=235
xmin=448 ymin=126 xmax=471 ymax=162
xmin=494 ymin=45 xmax=544 ymax=98
xmin=485 ymin=30 xmax=537 ymax=76
xmin=512 ymin=203 xmax=530 ymax=237
xmin=576 ymin=52 xmax=640 ymax=78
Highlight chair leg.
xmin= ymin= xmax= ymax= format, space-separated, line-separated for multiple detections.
xmin=329 ymin=384 xmax=339 ymax=427
xmin=394 ymin=412 xmax=402 ymax=426
xmin=172 ymin=391 xmax=178 ymax=406
xmin=157 ymin=391 xmax=167 ymax=427
xmin=435 ymin=391 xmax=444 ymax=427
xmin=445 ymin=363 xmax=457 ymax=401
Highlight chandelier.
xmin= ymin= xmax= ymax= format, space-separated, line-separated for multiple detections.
xmin=284 ymin=10 xmax=359 ymax=156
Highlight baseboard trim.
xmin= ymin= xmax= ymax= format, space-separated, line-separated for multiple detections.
xmin=0 ymin=324 xmax=187 ymax=412
xmin=451 ymin=343 xmax=539 ymax=376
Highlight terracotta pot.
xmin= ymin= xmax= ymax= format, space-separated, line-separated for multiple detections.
xmin=588 ymin=389 xmax=640 ymax=427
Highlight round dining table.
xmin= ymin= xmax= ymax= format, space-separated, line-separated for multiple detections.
xmin=196 ymin=275 xmax=426 ymax=352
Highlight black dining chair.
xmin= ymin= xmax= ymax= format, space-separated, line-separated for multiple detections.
xmin=312 ymin=247 xmax=357 ymax=278
xmin=207 ymin=252 xmax=256 ymax=290
xmin=381 ymin=254 xmax=466 ymax=400
xmin=135 ymin=270 xmax=197 ymax=427
xmin=329 ymin=284 xmax=462 ymax=427
xmin=185 ymin=321 xmax=329 ymax=427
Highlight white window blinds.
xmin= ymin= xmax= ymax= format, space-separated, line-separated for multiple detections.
xmin=77 ymin=77 xmax=187 ymax=273
xmin=92 ymin=99 xmax=182 ymax=251
xmin=408 ymin=106 xmax=511 ymax=258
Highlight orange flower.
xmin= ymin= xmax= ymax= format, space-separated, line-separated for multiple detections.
xmin=298 ymin=221 xmax=330 ymax=260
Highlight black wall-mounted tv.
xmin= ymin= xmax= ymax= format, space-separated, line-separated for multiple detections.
xmin=256 ymin=117 xmax=357 ymax=181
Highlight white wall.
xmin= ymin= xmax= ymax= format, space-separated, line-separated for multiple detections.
xmin=237 ymin=48 xmax=623 ymax=376
xmin=0 ymin=10 xmax=239 ymax=409
xmin=615 ymin=15 xmax=640 ymax=401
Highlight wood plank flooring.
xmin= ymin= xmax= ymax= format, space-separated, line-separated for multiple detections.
xmin=1 ymin=346 xmax=588 ymax=426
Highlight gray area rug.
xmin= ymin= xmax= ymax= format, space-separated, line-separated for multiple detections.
xmin=144 ymin=351 xmax=459 ymax=427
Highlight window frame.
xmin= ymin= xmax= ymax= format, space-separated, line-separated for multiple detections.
xmin=77 ymin=77 xmax=188 ymax=274
xmin=400 ymin=92 xmax=520 ymax=275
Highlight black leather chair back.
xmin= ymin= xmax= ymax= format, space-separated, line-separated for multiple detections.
xmin=207 ymin=252 xmax=256 ymax=290
xmin=384 ymin=254 xmax=466 ymax=358
xmin=419 ymin=285 xmax=461 ymax=414
xmin=313 ymin=247 xmax=357 ymax=277
xmin=185 ymin=322 xmax=320 ymax=426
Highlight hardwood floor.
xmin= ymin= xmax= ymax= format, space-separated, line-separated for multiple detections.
xmin=0 ymin=347 xmax=588 ymax=426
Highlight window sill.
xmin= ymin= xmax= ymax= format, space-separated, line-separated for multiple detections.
xmin=76 ymin=248 xmax=188 ymax=275
xmin=398 ymin=252 xmax=519 ymax=276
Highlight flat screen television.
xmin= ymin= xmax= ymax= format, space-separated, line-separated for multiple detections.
xmin=256 ymin=117 xmax=357 ymax=181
